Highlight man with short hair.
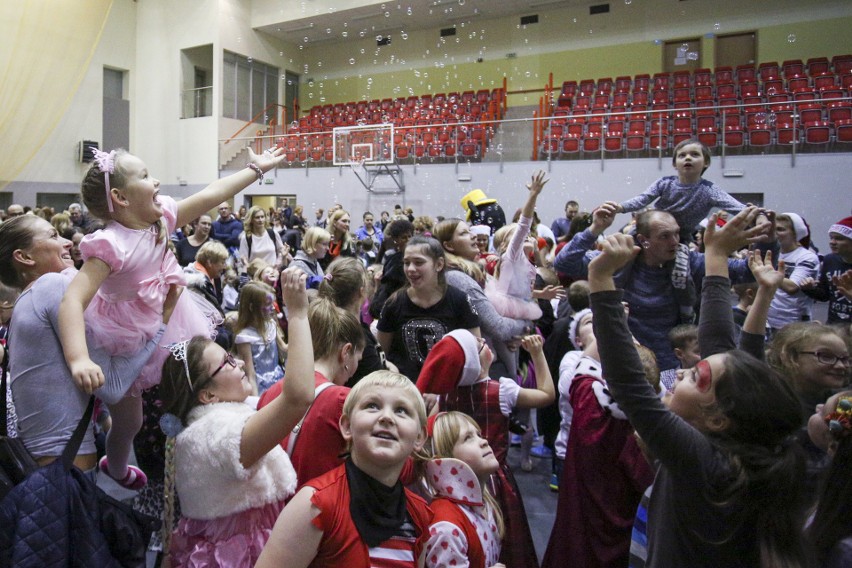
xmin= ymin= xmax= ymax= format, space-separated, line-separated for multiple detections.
xmin=68 ymin=203 xmax=91 ymax=231
xmin=555 ymin=204 xmax=769 ymax=370
xmin=6 ymin=204 xmax=24 ymax=218
xmin=211 ymin=202 xmax=243 ymax=250
xmin=551 ymin=200 xmax=580 ymax=244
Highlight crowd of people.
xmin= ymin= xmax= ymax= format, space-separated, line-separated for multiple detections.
xmin=1 ymin=138 xmax=851 ymax=567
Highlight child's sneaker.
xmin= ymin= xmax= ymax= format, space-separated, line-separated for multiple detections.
xmin=549 ymin=473 xmax=559 ymax=492
xmin=99 ymin=456 xmax=147 ymax=491
xmin=510 ymin=433 xmax=522 ymax=447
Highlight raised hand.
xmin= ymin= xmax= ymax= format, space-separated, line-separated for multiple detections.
xmin=520 ymin=334 xmax=544 ymax=355
xmin=703 ymin=206 xmax=766 ymax=256
xmin=279 ymin=266 xmax=308 ymax=312
xmin=589 ymin=233 xmax=641 ymax=278
xmin=590 ymin=201 xmax=618 ymax=236
xmin=748 ymin=250 xmax=785 ymax=290
xmin=832 ymin=269 xmax=852 ymax=300
xmin=527 ymin=170 xmax=549 ymax=196
xmin=248 ymin=146 xmax=287 ymax=173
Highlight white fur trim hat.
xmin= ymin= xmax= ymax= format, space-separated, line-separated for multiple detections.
xmin=783 ymin=212 xmax=810 ymax=243
xmin=568 ymin=308 xmax=592 ymax=348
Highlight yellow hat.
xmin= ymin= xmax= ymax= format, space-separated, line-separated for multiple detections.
xmin=460 ymin=189 xmax=497 ymax=220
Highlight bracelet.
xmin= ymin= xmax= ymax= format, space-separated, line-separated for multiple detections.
xmin=246 ymin=163 xmax=263 ymax=184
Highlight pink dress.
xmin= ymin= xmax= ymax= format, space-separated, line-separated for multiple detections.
xmin=485 ymin=215 xmax=542 ymax=321
xmin=79 ymin=196 xmax=214 ymax=395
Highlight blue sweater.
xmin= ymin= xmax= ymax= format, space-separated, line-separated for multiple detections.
xmin=619 ymin=176 xmax=745 ymax=238
xmin=554 ymin=228 xmax=758 ymax=370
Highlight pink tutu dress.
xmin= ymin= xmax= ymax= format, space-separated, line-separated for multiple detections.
xmin=79 ymin=196 xmax=214 ymax=396
xmin=485 ymin=214 xmax=542 ymax=322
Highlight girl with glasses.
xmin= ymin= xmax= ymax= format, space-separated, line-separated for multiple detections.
xmin=158 ymin=267 xmax=314 ymax=567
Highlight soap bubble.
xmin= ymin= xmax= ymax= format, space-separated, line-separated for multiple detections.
xmin=626 ymin=176 xmax=632 ymax=184
xmin=753 ymin=113 xmax=766 ymax=124
xmin=349 ymin=58 xmax=355 ymax=64
xmin=385 ymin=12 xmax=390 ymax=17
xmin=713 ymin=23 xmax=721 ymax=30
xmin=787 ymin=34 xmax=796 ymax=43
xmin=247 ymin=57 xmax=253 ymax=63
xmin=625 ymin=0 xmax=632 ymax=4
xmin=687 ymin=52 xmax=699 ymax=61
xmin=681 ymin=43 xmax=689 ymax=51
xmin=342 ymin=31 xmax=348 ymax=38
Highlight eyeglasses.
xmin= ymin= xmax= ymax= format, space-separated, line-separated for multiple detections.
xmin=800 ymin=351 xmax=851 ymax=366
xmin=210 ymin=353 xmax=238 ymax=379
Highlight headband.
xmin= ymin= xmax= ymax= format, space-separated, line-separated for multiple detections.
xmin=91 ymin=147 xmax=116 ymax=213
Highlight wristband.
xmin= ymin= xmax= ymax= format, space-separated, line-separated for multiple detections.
xmin=246 ymin=163 xmax=263 ymax=184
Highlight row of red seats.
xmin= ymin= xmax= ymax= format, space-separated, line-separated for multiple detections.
xmin=539 ymin=121 xmax=852 ymax=158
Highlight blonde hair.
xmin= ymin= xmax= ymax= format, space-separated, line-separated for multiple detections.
xmin=246 ymin=258 xmax=270 ymax=280
xmin=318 ymin=256 xmax=367 ymax=309
xmin=243 ymin=205 xmax=268 ymax=236
xmin=234 ymin=281 xmax=276 ymax=343
xmin=303 ymin=226 xmax=332 ymax=256
xmin=195 ymin=240 xmax=228 ymax=266
xmin=343 ymin=371 xmax=427 ymax=429
xmin=768 ymin=322 xmax=848 ymax=393
xmin=426 ymin=411 xmax=505 ymax=538
xmin=309 ymin=297 xmax=365 ymax=361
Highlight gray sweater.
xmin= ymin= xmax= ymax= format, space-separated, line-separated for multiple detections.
xmin=9 ymin=271 xmax=163 ymax=458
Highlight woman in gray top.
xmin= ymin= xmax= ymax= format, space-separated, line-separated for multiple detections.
xmin=433 ymin=218 xmax=530 ymax=379
xmin=0 ymin=215 xmax=174 ymax=472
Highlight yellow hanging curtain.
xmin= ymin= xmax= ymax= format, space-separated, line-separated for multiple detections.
xmin=0 ymin=0 xmax=113 ymax=189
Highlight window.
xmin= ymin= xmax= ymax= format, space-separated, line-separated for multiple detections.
xmin=223 ymin=51 xmax=279 ymax=122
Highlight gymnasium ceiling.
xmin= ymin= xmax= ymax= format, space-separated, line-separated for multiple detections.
xmin=254 ymin=0 xmax=852 ymax=46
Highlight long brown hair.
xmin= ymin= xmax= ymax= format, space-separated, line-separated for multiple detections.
xmin=433 ymin=218 xmax=486 ymax=287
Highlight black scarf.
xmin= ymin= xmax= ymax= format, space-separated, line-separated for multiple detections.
xmin=346 ymin=458 xmax=407 ymax=547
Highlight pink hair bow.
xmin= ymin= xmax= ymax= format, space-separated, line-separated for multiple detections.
xmin=91 ymin=147 xmax=116 ymax=212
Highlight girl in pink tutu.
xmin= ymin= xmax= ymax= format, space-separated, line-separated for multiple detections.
xmin=485 ymin=170 xmax=548 ymax=321
xmin=58 ymin=146 xmax=286 ymax=489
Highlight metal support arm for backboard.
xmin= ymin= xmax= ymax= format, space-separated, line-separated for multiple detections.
xmin=351 ymin=161 xmax=405 ymax=194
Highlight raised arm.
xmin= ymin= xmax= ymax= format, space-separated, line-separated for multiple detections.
xmin=516 ymin=334 xmax=556 ymax=408
xmin=176 ymin=148 xmax=287 ymax=228
xmin=699 ymin=208 xmax=764 ymax=357
xmin=617 ymin=180 xmax=663 ymax=214
xmin=739 ymin=250 xmax=784 ymax=360
xmin=553 ymin=202 xmax=616 ymax=278
xmin=239 ymin=267 xmax=314 ymax=469
xmin=57 ymin=258 xmax=112 ymax=394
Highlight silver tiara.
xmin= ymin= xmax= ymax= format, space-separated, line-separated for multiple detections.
xmin=168 ymin=340 xmax=193 ymax=392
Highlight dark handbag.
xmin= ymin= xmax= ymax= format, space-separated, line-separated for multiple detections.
xmin=0 ymin=366 xmax=39 ymax=500
xmin=0 ymin=396 xmax=160 ymax=567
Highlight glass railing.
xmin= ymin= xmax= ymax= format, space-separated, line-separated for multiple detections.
xmin=181 ymin=86 xmax=213 ymax=119
xmin=218 ymin=95 xmax=852 ymax=170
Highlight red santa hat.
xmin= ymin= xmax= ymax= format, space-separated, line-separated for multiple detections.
xmin=829 ymin=216 xmax=852 ymax=240
xmin=416 ymin=329 xmax=482 ymax=395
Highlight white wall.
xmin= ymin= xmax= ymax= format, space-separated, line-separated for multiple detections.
xmin=217 ymin=151 xmax=852 ymax=253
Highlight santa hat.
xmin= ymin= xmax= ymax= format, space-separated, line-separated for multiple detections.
xmin=829 ymin=216 xmax=852 ymax=240
xmin=469 ymin=224 xmax=491 ymax=237
xmin=568 ymin=308 xmax=592 ymax=348
xmin=782 ymin=212 xmax=810 ymax=244
xmin=416 ymin=329 xmax=481 ymax=395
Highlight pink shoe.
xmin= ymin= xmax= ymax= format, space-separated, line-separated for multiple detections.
xmin=98 ymin=456 xmax=147 ymax=490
